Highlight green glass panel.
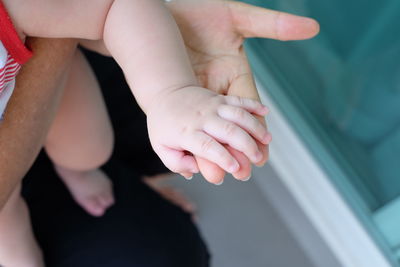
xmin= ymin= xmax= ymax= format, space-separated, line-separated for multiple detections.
xmin=241 ymin=0 xmax=400 ymax=263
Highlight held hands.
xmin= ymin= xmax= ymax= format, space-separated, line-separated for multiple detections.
xmin=146 ymin=86 xmax=270 ymax=178
xmin=168 ymin=0 xmax=320 ymax=183
xmin=82 ymin=0 xmax=320 ymax=183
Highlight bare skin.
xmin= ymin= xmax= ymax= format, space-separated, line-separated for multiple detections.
xmin=145 ymin=0 xmax=320 ymax=211
xmin=45 ymin=49 xmax=115 ymax=217
xmin=0 ymin=2 xmax=319 ymax=204
xmin=5 ymin=0 xmax=270 ymax=179
xmin=84 ymin=0 xmax=320 ymax=185
xmin=0 ymin=38 xmax=77 ymax=210
xmin=0 ymin=185 xmax=44 ymax=267
xmin=169 ymin=0 xmax=320 ymax=184
xmin=0 ymin=38 xmax=77 ymax=267
xmin=0 ymin=1 xmax=319 ymax=265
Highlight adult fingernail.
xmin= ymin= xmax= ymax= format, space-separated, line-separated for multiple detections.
xmin=262 ymin=106 xmax=269 ymax=114
xmin=262 ymin=133 xmax=272 ymax=144
xmin=185 ymin=175 xmax=193 ymax=180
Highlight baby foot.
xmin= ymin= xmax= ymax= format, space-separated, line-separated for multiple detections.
xmin=55 ymin=166 xmax=115 ymax=217
xmin=0 ymin=194 xmax=44 ymax=267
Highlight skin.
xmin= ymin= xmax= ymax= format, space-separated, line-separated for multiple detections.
xmin=169 ymin=0 xmax=320 ymax=184
xmin=83 ymin=0 xmax=320 ymax=184
xmin=0 ymin=38 xmax=77 ymax=210
xmin=103 ymin=0 xmax=270 ymax=177
xmin=0 ymin=1 xmax=319 ymax=209
xmin=5 ymin=0 xmax=270 ymax=180
xmin=0 ymin=4 xmax=317 ymax=266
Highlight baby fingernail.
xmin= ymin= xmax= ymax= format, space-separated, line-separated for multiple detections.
xmin=242 ymin=175 xmax=251 ymax=181
xmin=254 ymin=152 xmax=263 ymax=162
xmin=229 ymin=162 xmax=240 ymax=173
xmin=185 ymin=175 xmax=193 ymax=180
xmin=215 ymin=180 xmax=224 ymax=185
xmin=256 ymin=160 xmax=266 ymax=167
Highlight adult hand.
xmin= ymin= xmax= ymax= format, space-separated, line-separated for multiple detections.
xmin=168 ymin=0 xmax=319 ymax=184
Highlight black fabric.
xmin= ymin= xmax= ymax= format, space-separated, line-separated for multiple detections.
xmin=83 ymin=48 xmax=168 ymax=177
xmin=21 ymin=50 xmax=210 ymax=267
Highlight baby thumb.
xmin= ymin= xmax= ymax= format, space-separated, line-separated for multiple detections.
xmin=156 ymin=146 xmax=199 ymax=175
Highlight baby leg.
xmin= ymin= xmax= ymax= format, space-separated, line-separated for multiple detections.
xmin=0 ymin=184 xmax=44 ymax=267
xmin=45 ymin=49 xmax=114 ymax=217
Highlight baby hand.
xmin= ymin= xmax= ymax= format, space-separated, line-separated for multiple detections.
xmin=146 ymin=86 xmax=270 ymax=176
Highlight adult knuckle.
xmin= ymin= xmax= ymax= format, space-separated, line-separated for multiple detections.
xmin=274 ymin=12 xmax=286 ymax=41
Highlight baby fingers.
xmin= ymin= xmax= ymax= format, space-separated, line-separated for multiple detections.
xmin=217 ymin=105 xmax=271 ymax=145
xmin=154 ymin=146 xmax=199 ymax=175
xmin=182 ymin=132 xmax=240 ymax=174
xmin=203 ymin=118 xmax=263 ymax=164
xmin=224 ymin=95 xmax=269 ymax=116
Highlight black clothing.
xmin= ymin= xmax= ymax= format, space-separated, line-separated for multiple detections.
xmin=21 ymin=50 xmax=210 ymax=267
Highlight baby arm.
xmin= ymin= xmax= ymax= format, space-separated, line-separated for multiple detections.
xmin=4 ymin=0 xmax=197 ymax=112
xmin=4 ymin=0 xmax=269 ymax=176
xmin=103 ymin=0 xmax=195 ymax=112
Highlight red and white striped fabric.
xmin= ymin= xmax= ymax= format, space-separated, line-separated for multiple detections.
xmin=0 ymin=0 xmax=32 ymax=117
xmin=0 ymin=50 xmax=21 ymax=93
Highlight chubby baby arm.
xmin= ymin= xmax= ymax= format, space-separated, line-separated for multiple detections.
xmin=3 ymin=0 xmax=113 ymax=40
xmin=103 ymin=0 xmax=196 ymax=111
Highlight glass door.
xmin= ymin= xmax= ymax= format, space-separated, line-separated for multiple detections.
xmin=242 ymin=0 xmax=400 ymax=264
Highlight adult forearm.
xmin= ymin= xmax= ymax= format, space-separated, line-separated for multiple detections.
xmin=0 ymin=38 xmax=77 ymax=209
